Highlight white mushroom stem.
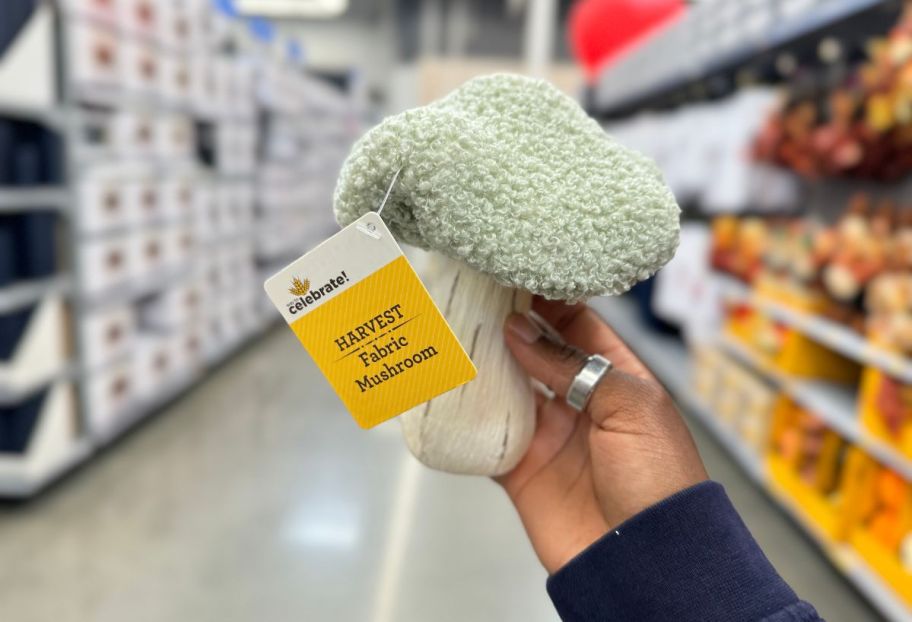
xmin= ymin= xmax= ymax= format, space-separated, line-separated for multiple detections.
xmin=400 ymin=253 xmax=536 ymax=476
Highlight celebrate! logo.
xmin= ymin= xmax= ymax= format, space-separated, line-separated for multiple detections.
xmin=286 ymin=271 xmax=351 ymax=315
xmin=289 ymin=277 xmax=310 ymax=297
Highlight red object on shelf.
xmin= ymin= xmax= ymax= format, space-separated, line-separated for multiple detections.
xmin=568 ymin=0 xmax=687 ymax=82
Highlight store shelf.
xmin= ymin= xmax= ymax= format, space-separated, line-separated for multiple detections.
xmin=768 ymin=0 xmax=889 ymax=49
xmin=0 ymin=276 xmax=71 ymax=314
xmin=80 ymin=268 xmax=191 ymax=310
xmin=94 ymin=320 xmax=270 ymax=446
xmin=713 ymin=274 xmax=912 ymax=385
xmin=593 ymin=0 xmax=899 ymax=118
xmin=767 ymin=479 xmax=856 ymax=570
xmin=0 ymin=187 xmax=68 ymax=212
xmin=0 ymin=438 xmax=92 ymax=498
xmin=0 ymin=102 xmax=63 ymax=127
xmin=688 ymin=393 xmax=766 ymax=483
xmin=79 ymin=215 xmax=197 ymax=242
xmin=756 ymin=297 xmax=912 ymax=384
xmin=0 ymin=363 xmax=76 ymax=406
xmin=593 ymin=296 xmax=912 ymax=622
xmin=769 ymin=481 xmax=912 ymax=622
xmin=720 ymin=336 xmax=912 ymax=482
xmin=848 ymin=556 xmax=912 ymax=622
xmin=0 ymin=323 xmax=270 ymax=495
xmin=0 ymin=0 xmax=356 ymax=506
xmin=67 ymin=84 xmax=190 ymax=117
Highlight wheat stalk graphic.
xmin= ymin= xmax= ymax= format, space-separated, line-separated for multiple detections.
xmin=289 ymin=276 xmax=310 ymax=296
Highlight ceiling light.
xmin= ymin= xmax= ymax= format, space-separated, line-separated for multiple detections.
xmin=236 ymin=0 xmax=349 ymax=19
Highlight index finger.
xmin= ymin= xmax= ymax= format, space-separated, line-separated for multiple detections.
xmin=531 ymin=297 xmax=653 ymax=381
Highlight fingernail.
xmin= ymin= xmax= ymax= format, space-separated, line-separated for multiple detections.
xmin=527 ymin=310 xmax=565 ymax=344
xmin=507 ymin=313 xmax=542 ymax=343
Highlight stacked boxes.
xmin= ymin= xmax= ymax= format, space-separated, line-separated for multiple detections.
xmin=0 ymin=0 xmax=363 ymax=495
xmin=694 ymin=345 xmax=776 ymax=453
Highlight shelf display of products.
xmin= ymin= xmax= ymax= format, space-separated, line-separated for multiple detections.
xmin=682 ymin=233 xmax=912 ymax=615
xmin=0 ymin=1 xmax=362 ymax=497
xmin=754 ymin=4 xmax=912 ymax=180
xmin=769 ymin=398 xmax=912 ymax=605
xmin=598 ymin=292 xmax=912 ymax=621
xmin=768 ymin=399 xmax=857 ymax=539
xmin=693 ymin=345 xmax=776 ymax=453
xmin=711 ymin=193 xmax=912 ymax=339
xmin=596 ymin=3 xmax=912 ymax=618
xmin=596 ymin=291 xmax=912 ymax=620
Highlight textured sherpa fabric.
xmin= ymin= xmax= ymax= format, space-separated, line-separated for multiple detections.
xmin=333 ymin=74 xmax=680 ymax=300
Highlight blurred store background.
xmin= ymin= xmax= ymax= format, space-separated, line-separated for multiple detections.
xmin=3 ymin=1 xmax=912 ymax=621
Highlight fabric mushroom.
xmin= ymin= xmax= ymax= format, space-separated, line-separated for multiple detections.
xmin=334 ymin=74 xmax=680 ymax=476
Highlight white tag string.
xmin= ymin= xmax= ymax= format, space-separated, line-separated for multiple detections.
xmin=357 ymin=167 xmax=403 ymax=240
xmin=376 ymin=167 xmax=402 ymax=218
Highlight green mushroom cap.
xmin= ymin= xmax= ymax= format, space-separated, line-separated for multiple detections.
xmin=333 ymin=73 xmax=680 ymax=301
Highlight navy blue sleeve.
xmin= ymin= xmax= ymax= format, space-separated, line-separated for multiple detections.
xmin=546 ymin=481 xmax=822 ymax=622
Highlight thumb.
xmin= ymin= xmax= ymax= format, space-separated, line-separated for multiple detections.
xmin=504 ymin=313 xmax=649 ymax=428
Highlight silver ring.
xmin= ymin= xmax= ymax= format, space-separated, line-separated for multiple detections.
xmin=566 ymin=354 xmax=613 ymax=412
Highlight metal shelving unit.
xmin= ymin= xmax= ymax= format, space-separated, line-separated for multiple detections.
xmin=588 ymin=0 xmax=912 ymax=617
xmin=0 ymin=437 xmax=92 ymax=498
xmin=720 ymin=336 xmax=912 ymax=481
xmin=0 ymin=187 xmax=68 ymax=211
xmin=0 ymin=363 xmax=75 ymax=406
xmin=79 ymin=268 xmax=191 ymax=309
xmin=0 ymin=275 xmax=71 ymax=314
xmin=754 ymin=296 xmax=912 ymax=383
xmin=0 ymin=1 xmax=360 ymax=498
xmin=0 ymin=102 xmax=63 ymax=128
xmin=591 ymin=296 xmax=912 ymax=622
xmin=717 ymin=275 xmax=912 ymax=393
xmin=592 ymin=0 xmax=902 ymax=120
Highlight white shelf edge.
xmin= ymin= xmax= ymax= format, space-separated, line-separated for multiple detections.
xmin=0 ymin=188 xmax=68 ymax=211
xmin=769 ymin=484 xmax=912 ymax=622
xmin=0 ymin=437 xmax=92 ymax=498
xmin=728 ymin=289 xmax=912 ymax=385
xmin=720 ymin=337 xmax=912 ymax=482
xmin=685 ymin=393 xmax=766 ymax=483
xmin=593 ymin=0 xmax=887 ymax=113
xmin=0 ymin=363 xmax=77 ymax=406
xmin=0 ymin=276 xmax=71 ymax=314
xmin=847 ymin=555 xmax=912 ymax=622
xmin=0 ymin=102 xmax=63 ymax=127
xmin=78 ymin=216 xmax=195 ymax=242
xmin=80 ymin=268 xmax=191 ymax=310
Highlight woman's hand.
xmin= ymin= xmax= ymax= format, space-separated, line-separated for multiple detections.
xmin=497 ymin=298 xmax=708 ymax=574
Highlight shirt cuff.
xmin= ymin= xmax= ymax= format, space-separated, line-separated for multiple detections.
xmin=546 ymin=481 xmax=809 ymax=622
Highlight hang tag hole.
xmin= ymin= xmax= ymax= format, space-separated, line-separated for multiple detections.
xmin=356 ymin=221 xmax=382 ymax=239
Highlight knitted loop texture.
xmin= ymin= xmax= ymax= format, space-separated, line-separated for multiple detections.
xmin=333 ymin=74 xmax=680 ymax=301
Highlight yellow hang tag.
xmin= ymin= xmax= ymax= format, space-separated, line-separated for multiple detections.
xmin=264 ymin=212 xmax=477 ymax=429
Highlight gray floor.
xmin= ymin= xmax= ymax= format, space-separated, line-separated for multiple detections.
xmin=0 ymin=327 xmax=883 ymax=621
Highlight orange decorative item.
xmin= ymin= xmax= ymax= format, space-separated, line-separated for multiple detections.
xmin=851 ymin=463 xmax=912 ymax=606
